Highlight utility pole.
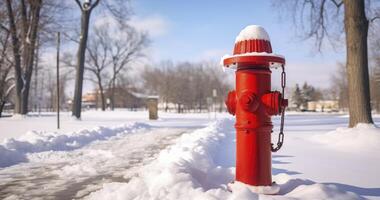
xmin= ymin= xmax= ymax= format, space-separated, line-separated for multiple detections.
xmin=34 ymin=36 xmax=39 ymax=113
xmin=56 ymin=32 xmax=61 ymax=129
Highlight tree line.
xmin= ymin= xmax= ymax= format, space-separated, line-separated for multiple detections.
xmin=141 ymin=61 xmax=232 ymax=113
xmin=291 ymin=82 xmax=323 ymax=110
xmin=290 ymin=61 xmax=380 ymax=112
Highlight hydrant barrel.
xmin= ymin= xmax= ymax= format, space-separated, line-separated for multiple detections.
xmin=235 ymin=68 xmax=273 ymax=185
xmin=222 ymin=25 xmax=287 ymax=191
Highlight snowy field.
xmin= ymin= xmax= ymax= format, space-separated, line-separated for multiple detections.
xmin=0 ymin=110 xmax=215 ymax=141
xmin=0 ymin=110 xmax=379 ymax=199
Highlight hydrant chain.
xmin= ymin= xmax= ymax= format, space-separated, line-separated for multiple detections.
xmin=271 ymin=65 xmax=286 ymax=152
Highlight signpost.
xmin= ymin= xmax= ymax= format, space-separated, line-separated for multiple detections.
xmin=56 ymin=32 xmax=60 ymax=129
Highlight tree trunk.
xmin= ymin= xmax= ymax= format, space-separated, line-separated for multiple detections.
xmin=6 ymin=0 xmax=23 ymax=114
xmin=6 ymin=0 xmax=41 ymax=115
xmin=343 ymin=0 xmax=373 ymax=127
xmin=72 ymin=11 xmax=91 ymax=119
xmin=198 ymin=98 xmax=202 ymax=112
xmin=110 ymin=78 xmax=116 ymax=110
xmin=177 ymin=103 xmax=181 ymax=113
xmin=165 ymin=99 xmax=169 ymax=112
xmin=22 ymin=2 xmax=40 ymax=114
xmin=96 ymin=74 xmax=106 ymax=111
xmin=0 ymin=101 xmax=5 ymax=118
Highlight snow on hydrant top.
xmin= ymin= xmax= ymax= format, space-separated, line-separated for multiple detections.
xmin=235 ymin=25 xmax=270 ymax=43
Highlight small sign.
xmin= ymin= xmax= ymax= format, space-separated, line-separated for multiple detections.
xmin=207 ymin=97 xmax=212 ymax=105
xmin=213 ymin=89 xmax=217 ymax=97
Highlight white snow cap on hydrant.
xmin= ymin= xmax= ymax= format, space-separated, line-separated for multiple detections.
xmin=235 ymin=25 xmax=270 ymax=43
xmin=222 ymin=24 xmax=285 ymax=69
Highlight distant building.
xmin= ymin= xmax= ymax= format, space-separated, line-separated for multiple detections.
xmin=82 ymin=92 xmax=97 ymax=109
xmin=307 ymin=100 xmax=339 ymax=112
xmin=103 ymin=88 xmax=147 ymax=109
xmin=67 ymin=88 xmax=153 ymax=110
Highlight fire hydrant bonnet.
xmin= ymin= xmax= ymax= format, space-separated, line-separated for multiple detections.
xmin=223 ymin=25 xmax=285 ymax=68
xmin=235 ymin=25 xmax=271 ymax=43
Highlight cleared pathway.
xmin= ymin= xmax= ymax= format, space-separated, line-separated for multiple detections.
xmin=0 ymin=128 xmax=190 ymax=200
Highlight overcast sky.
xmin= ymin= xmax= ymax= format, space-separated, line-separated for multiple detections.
xmin=129 ymin=0 xmax=346 ymax=88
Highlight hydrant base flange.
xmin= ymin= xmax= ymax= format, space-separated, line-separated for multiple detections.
xmin=228 ymin=181 xmax=280 ymax=195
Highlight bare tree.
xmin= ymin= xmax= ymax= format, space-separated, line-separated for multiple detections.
xmin=370 ymin=66 xmax=380 ymax=113
xmin=44 ymin=68 xmax=70 ymax=112
xmin=330 ymin=63 xmax=349 ymax=110
xmin=203 ymin=62 xmax=231 ymax=112
xmin=291 ymin=84 xmax=302 ymax=110
xmin=72 ymin=0 xmax=100 ymax=119
xmin=85 ymin=26 xmax=109 ymax=111
xmin=142 ymin=61 xmax=231 ymax=113
xmin=142 ymin=61 xmax=175 ymax=112
xmin=0 ymin=28 xmax=14 ymax=117
xmin=276 ymin=0 xmax=379 ymax=127
xmin=370 ymin=55 xmax=380 ymax=112
xmin=71 ymin=0 xmax=135 ymax=117
xmin=369 ymin=21 xmax=380 ymax=113
xmin=4 ymin=0 xmax=43 ymax=115
xmin=107 ymin=26 xmax=148 ymax=110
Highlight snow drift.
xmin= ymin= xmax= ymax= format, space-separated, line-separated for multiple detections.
xmin=86 ymin=119 xmax=362 ymax=200
xmin=0 ymin=122 xmax=150 ymax=168
xmin=313 ymin=123 xmax=380 ymax=152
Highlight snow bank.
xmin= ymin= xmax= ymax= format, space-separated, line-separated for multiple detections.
xmin=0 ymin=122 xmax=150 ymax=168
xmin=86 ymin=119 xmax=235 ymax=200
xmin=313 ymin=123 xmax=380 ymax=152
xmin=87 ymin=119 xmax=362 ymax=200
xmin=235 ymin=25 xmax=270 ymax=42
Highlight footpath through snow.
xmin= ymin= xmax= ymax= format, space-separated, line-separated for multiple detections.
xmin=0 ymin=122 xmax=150 ymax=168
xmin=87 ymin=118 xmax=378 ymax=200
xmin=0 ymin=123 xmax=191 ymax=199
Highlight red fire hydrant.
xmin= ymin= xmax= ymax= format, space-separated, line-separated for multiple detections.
xmin=223 ymin=25 xmax=288 ymax=194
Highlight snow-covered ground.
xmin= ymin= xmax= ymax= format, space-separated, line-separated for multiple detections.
xmin=0 ymin=110 xmax=215 ymax=141
xmin=0 ymin=110 xmax=379 ymax=199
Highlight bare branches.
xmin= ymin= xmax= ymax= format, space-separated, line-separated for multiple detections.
xmin=276 ymin=0 xmax=345 ymax=51
xmin=0 ymin=24 xmax=9 ymax=32
xmin=330 ymin=0 xmax=343 ymax=8
xmin=81 ymin=21 xmax=149 ymax=110
xmin=74 ymin=0 xmax=83 ymax=11
xmin=370 ymin=6 xmax=380 ymax=23
xmin=90 ymin=0 xmax=101 ymax=11
xmin=0 ymin=19 xmax=14 ymax=116
xmin=76 ymin=0 xmax=101 ymax=11
xmin=101 ymin=0 xmax=131 ymax=26
xmin=142 ymin=61 xmax=231 ymax=113
xmin=371 ymin=16 xmax=380 ymax=23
